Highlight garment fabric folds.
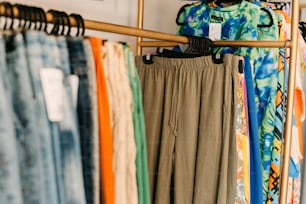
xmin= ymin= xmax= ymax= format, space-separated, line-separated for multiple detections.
xmin=136 ymin=54 xmax=238 ymax=204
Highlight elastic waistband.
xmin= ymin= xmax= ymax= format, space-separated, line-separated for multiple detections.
xmin=136 ymin=54 xmax=239 ymax=71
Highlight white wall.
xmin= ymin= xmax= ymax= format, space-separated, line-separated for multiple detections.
xmin=10 ymin=0 xmax=188 ymax=52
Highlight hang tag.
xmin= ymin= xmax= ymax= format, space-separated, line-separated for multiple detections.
xmin=67 ymin=75 xmax=79 ymax=110
xmin=40 ymin=68 xmax=64 ymax=122
xmin=209 ymin=23 xmax=222 ymax=40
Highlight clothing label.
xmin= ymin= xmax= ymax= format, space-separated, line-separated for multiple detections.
xmin=67 ymin=75 xmax=79 ymax=110
xmin=209 ymin=23 xmax=222 ymax=40
xmin=40 ymin=68 xmax=64 ymax=122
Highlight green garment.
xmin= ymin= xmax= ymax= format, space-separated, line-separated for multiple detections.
xmin=124 ymin=45 xmax=151 ymax=204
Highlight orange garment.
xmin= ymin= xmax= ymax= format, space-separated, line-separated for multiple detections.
xmin=90 ymin=37 xmax=115 ymax=204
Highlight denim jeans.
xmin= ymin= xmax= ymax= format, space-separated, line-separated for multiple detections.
xmin=57 ymin=36 xmax=87 ymax=204
xmin=37 ymin=32 xmax=67 ymax=204
xmin=5 ymin=32 xmax=46 ymax=204
xmin=24 ymin=31 xmax=86 ymax=204
xmin=67 ymin=37 xmax=94 ymax=204
xmin=83 ymin=38 xmax=100 ymax=204
xmin=24 ymin=31 xmax=59 ymax=204
xmin=0 ymin=35 xmax=23 ymax=204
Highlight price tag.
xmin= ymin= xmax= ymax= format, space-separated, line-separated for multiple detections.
xmin=67 ymin=75 xmax=79 ymax=110
xmin=40 ymin=68 xmax=64 ymax=122
xmin=209 ymin=23 xmax=222 ymax=40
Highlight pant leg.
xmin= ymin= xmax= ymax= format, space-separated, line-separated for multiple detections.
xmin=173 ymin=57 xmax=205 ymax=204
xmin=90 ymin=37 xmax=115 ymax=204
xmin=5 ymin=32 xmax=46 ymax=204
xmin=136 ymin=57 xmax=178 ymax=204
xmin=83 ymin=39 xmax=100 ymax=204
xmin=67 ymin=38 xmax=94 ymax=204
xmin=193 ymin=54 xmax=238 ymax=204
xmin=0 ymin=35 xmax=23 ymax=204
xmin=24 ymin=31 xmax=61 ymax=204
xmin=52 ymin=36 xmax=86 ymax=204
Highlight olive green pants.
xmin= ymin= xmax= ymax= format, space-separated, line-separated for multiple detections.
xmin=136 ymin=54 xmax=238 ymax=204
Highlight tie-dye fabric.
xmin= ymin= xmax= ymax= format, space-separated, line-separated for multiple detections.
xmin=266 ymin=11 xmax=287 ymax=204
xmin=235 ymin=71 xmax=250 ymax=204
xmin=255 ymin=5 xmax=279 ymax=201
xmin=176 ymin=1 xmax=262 ymax=59
xmin=176 ymin=2 xmax=279 ymax=203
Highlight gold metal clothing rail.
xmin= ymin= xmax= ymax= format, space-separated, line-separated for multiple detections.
xmin=300 ymin=3 xmax=306 ymax=9
xmin=138 ymin=40 xmax=292 ymax=48
xmin=1 ymin=4 xmax=292 ymax=49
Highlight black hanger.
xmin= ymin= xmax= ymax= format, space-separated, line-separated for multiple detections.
xmin=15 ymin=4 xmax=25 ymax=29
xmin=2 ymin=2 xmax=13 ymax=30
xmin=36 ymin=7 xmax=44 ymax=31
xmin=299 ymin=22 xmax=306 ymax=41
xmin=212 ymin=53 xmax=223 ymax=64
xmin=143 ymin=54 xmax=154 ymax=65
xmin=60 ymin=11 xmax=71 ymax=36
xmin=69 ymin=14 xmax=80 ymax=36
xmin=56 ymin=11 xmax=64 ymax=35
xmin=4 ymin=2 xmax=14 ymax=30
xmin=29 ymin=6 xmax=37 ymax=30
xmin=24 ymin=6 xmax=33 ymax=30
xmin=176 ymin=4 xmax=192 ymax=26
xmin=185 ymin=35 xmax=214 ymax=55
xmin=156 ymin=47 xmax=203 ymax=58
xmin=70 ymin=13 xmax=85 ymax=36
xmin=34 ymin=7 xmax=42 ymax=31
xmin=38 ymin=7 xmax=47 ymax=32
xmin=79 ymin=14 xmax=85 ymax=36
xmin=48 ymin=9 xmax=60 ymax=35
xmin=9 ymin=4 xmax=18 ymax=30
xmin=258 ymin=8 xmax=274 ymax=28
xmin=215 ymin=0 xmax=243 ymax=6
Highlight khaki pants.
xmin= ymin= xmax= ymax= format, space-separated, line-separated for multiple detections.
xmin=136 ymin=54 xmax=238 ymax=204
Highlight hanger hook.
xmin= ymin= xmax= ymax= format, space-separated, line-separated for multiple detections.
xmin=36 ymin=7 xmax=43 ymax=31
xmin=69 ymin=13 xmax=84 ymax=36
xmin=56 ymin=10 xmax=64 ymax=35
xmin=69 ymin=13 xmax=80 ymax=36
xmin=79 ymin=14 xmax=85 ymax=36
xmin=9 ymin=4 xmax=16 ymax=30
xmin=3 ymin=2 xmax=13 ymax=30
xmin=15 ymin=4 xmax=24 ymax=29
xmin=61 ymin=11 xmax=71 ymax=36
xmin=48 ymin=9 xmax=60 ymax=35
xmin=33 ymin=7 xmax=41 ymax=31
xmin=38 ymin=7 xmax=47 ymax=32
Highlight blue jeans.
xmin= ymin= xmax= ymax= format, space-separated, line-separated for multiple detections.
xmin=67 ymin=38 xmax=94 ymax=204
xmin=5 ymin=32 xmax=46 ymax=204
xmin=52 ymin=37 xmax=86 ymax=204
xmin=57 ymin=36 xmax=87 ymax=204
xmin=24 ymin=31 xmax=60 ymax=204
xmin=24 ymin=31 xmax=86 ymax=204
xmin=0 ymin=35 xmax=23 ymax=204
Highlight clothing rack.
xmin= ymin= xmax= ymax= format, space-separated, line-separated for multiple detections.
xmin=135 ymin=1 xmax=298 ymax=204
xmin=1 ymin=2 xmax=300 ymax=204
xmin=300 ymin=3 xmax=306 ymax=9
xmin=300 ymin=3 xmax=306 ymax=19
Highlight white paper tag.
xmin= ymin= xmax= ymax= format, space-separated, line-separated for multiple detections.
xmin=209 ymin=23 xmax=222 ymax=40
xmin=40 ymin=68 xmax=64 ymax=122
xmin=67 ymin=75 xmax=79 ymax=110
